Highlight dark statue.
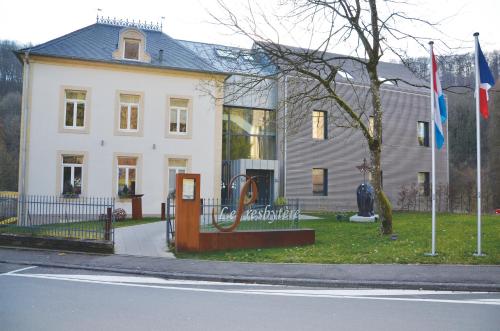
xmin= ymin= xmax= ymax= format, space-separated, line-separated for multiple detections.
xmin=356 ymin=183 xmax=375 ymax=217
xmin=355 ymin=158 xmax=375 ymax=217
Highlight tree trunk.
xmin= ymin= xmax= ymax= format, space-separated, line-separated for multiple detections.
xmin=369 ymin=75 xmax=393 ymax=235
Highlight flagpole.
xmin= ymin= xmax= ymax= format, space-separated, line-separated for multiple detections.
xmin=473 ymin=32 xmax=484 ymax=257
xmin=426 ymin=41 xmax=437 ymax=256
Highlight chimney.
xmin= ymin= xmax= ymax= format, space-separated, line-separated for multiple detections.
xmin=159 ymin=49 xmax=164 ymax=63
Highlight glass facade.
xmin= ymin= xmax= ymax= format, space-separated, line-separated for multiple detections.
xmin=223 ymin=107 xmax=276 ymax=160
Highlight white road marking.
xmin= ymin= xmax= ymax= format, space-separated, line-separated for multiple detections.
xmin=15 ymin=274 xmax=270 ymax=286
xmin=0 ymin=266 xmax=37 ymax=275
xmin=4 ymin=272 xmax=500 ymax=306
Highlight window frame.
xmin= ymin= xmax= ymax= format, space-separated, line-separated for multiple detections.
xmin=119 ymin=95 xmax=140 ymax=132
xmin=417 ymin=172 xmax=430 ymax=196
xmin=64 ymin=91 xmax=86 ymax=129
xmin=56 ymin=151 xmax=88 ymax=197
xmin=164 ymin=155 xmax=192 ymax=200
xmin=417 ymin=121 xmax=430 ymax=147
xmin=312 ymin=168 xmax=328 ymax=196
xmin=114 ymin=91 xmax=144 ymax=137
xmin=113 ymin=154 xmax=142 ymax=200
xmin=117 ymin=164 xmax=136 ymax=197
xmin=61 ymin=155 xmax=83 ymax=196
xmin=169 ymin=105 xmax=188 ymax=135
xmin=312 ymin=110 xmax=327 ymax=140
xmin=123 ymin=38 xmax=141 ymax=61
xmin=59 ymin=86 xmax=91 ymax=134
xmin=166 ymin=96 xmax=193 ymax=139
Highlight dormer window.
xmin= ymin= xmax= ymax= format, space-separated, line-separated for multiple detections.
xmin=124 ymin=38 xmax=140 ymax=60
xmin=113 ymin=28 xmax=151 ymax=63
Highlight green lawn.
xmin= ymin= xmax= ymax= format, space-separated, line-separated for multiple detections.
xmin=0 ymin=217 xmax=163 ymax=240
xmin=176 ymin=212 xmax=500 ymax=264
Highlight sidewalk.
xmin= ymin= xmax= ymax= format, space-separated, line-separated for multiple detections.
xmin=114 ymin=221 xmax=174 ymax=258
xmin=0 ymin=247 xmax=499 ymax=292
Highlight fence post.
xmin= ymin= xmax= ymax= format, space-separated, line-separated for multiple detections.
xmin=166 ymin=198 xmax=171 ymax=245
xmin=161 ymin=202 xmax=166 ymax=220
xmin=105 ymin=207 xmax=112 ymax=241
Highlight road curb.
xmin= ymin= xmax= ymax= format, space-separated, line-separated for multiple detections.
xmin=2 ymin=258 xmax=499 ymax=292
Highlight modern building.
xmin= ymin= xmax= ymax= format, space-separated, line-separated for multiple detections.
xmin=16 ymin=17 xmax=448 ymax=214
xmin=277 ymin=56 xmax=449 ymax=210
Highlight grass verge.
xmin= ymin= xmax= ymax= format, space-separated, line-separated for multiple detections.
xmin=176 ymin=211 xmax=500 ymax=265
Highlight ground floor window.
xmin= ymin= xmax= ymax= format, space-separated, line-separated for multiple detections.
xmin=168 ymin=158 xmax=188 ymax=198
xmin=312 ymin=168 xmax=328 ymax=196
xmin=117 ymin=157 xmax=137 ymax=197
xmin=61 ymin=155 xmax=83 ymax=196
xmin=418 ymin=172 xmax=430 ymax=196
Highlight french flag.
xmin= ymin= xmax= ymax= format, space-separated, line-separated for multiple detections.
xmin=432 ymin=51 xmax=447 ymax=149
xmin=477 ymin=41 xmax=496 ymax=119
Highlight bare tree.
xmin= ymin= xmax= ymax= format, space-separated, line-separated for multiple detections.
xmin=209 ymin=0 xmax=446 ymax=234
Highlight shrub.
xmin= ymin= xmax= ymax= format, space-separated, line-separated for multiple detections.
xmin=113 ymin=208 xmax=127 ymax=221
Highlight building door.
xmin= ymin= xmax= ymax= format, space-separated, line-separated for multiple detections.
xmin=246 ymin=169 xmax=273 ymax=205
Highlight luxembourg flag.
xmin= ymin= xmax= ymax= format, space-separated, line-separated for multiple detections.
xmin=431 ymin=50 xmax=446 ymax=149
xmin=476 ymin=41 xmax=496 ymax=119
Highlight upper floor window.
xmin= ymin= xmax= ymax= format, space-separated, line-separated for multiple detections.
xmin=119 ymin=94 xmax=140 ymax=131
xmin=62 ymin=155 xmax=83 ymax=196
xmin=417 ymin=121 xmax=429 ymax=147
xmin=124 ymin=38 xmax=140 ymax=60
xmin=312 ymin=111 xmax=327 ymax=140
xmin=169 ymin=98 xmax=189 ymax=134
xmin=64 ymin=90 xmax=86 ymax=129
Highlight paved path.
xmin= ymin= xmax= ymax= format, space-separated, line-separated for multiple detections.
xmin=114 ymin=221 xmax=174 ymax=258
xmin=1 ymin=247 xmax=499 ymax=291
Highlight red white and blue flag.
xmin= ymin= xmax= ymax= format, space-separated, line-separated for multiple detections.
xmin=431 ymin=51 xmax=447 ymax=149
xmin=476 ymin=41 xmax=496 ymax=119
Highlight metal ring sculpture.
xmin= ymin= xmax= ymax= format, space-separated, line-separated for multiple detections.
xmin=212 ymin=174 xmax=258 ymax=232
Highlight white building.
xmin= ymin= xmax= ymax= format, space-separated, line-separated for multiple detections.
xmin=17 ymin=20 xmax=226 ymax=215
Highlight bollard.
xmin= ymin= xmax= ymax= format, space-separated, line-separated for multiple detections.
xmin=105 ymin=207 xmax=112 ymax=241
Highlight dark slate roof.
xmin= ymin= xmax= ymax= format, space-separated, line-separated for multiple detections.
xmin=19 ymin=23 xmax=224 ymax=75
xmin=18 ymin=23 xmax=425 ymax=92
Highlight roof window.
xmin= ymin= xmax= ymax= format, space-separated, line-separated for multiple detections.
xmin=337 ymin=70 xmax=353 ymax=80
xmin=215 ymin=48 xmax=237 ymax=59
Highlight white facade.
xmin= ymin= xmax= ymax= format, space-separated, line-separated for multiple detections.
xmin=24 ymin=59 xmax=223 ymax=215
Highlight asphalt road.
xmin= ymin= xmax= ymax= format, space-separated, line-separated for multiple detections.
xmin=1 ymin=263 xmax=499 ymax=331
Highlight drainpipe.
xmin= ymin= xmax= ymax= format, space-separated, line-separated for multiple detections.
xmin=18 ymin=51 xmax=30 ymax=225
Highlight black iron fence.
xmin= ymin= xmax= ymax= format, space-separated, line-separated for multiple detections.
xmin=166 ymin=197 xmax=301 ymax=246
xmin=0 ymin=194 xmax=115 ymax=241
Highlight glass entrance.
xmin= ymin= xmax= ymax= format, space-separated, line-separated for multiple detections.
xmin=246 ymin=169 xmax=274 ymax=205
